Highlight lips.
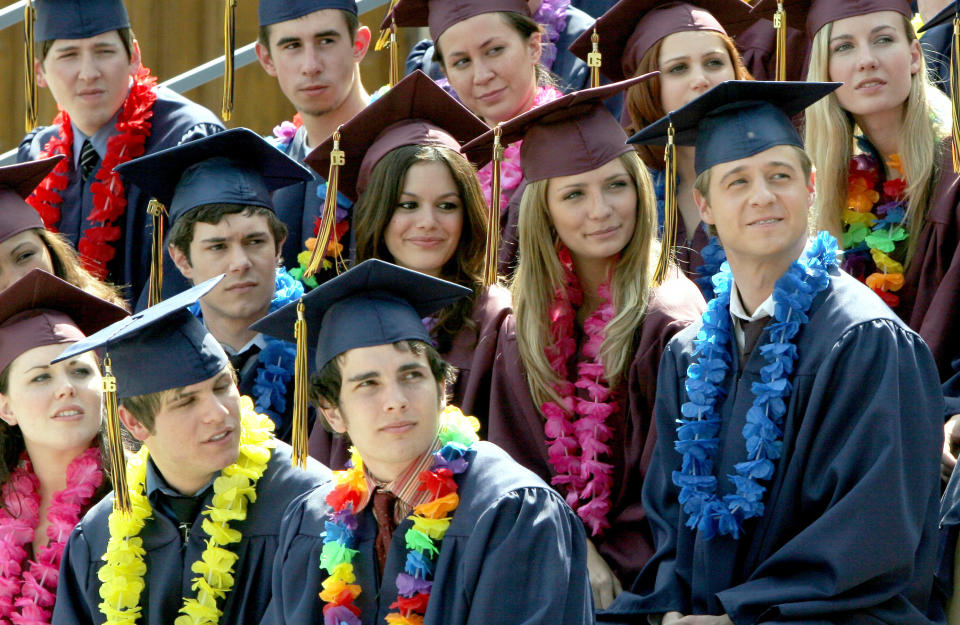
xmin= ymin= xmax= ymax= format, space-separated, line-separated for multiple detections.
xmin=586 ymin=225 xmax=621 ymax=238
xmin=855 ymin=78 xmax=886 ymax=90
xmin=747 ymin=217 xmax=783 ymax=226
xmin=406 ymin=237 xmax=445 ymax=247
xmin=226 ymin=281 xmax=257 ymax=292
xmin=204 ymin=428 xmax=234 ymax=444
xmin=477 ymin=87 xmax=506 ymax=103
xmin=380 ymin=421 xmax=416 ymax=435
xmin=53 ymin=406 xmax=84 ymax=420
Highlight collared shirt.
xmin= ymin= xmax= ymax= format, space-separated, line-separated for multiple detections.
xmin=145 ymin=457 xmax=216 ymax=530
xmin=70 ymin=107 xmax=122 ymax=168
xmin=221 ymin=333 xmax=268 ymax=378
xmin=358 ymin=436 xmax=443 ymax=524
xmin=728 ymin=280 xmax=776 ymax=353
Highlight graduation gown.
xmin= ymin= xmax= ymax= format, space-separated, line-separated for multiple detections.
xmin=52 ymin=443 xmax=331 ymax=625
xmin=487 ymin=270 xmax=705 ymax=587
xmin=268 ymin=441 xmax=595 ymax=625
xmin=269 ymin=125 xmax=326 ymax=273
xmin=18 ymin=86 xmax=223 ymax=303
xmin=601 ymin=271 xmax=944 ymax=624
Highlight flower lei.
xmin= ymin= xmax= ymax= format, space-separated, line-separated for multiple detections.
xmin=539 ymin=246 xmax=617 ymax=536
xmin=672 ymin=232 xmax=838 ymax=540
xmin=27 ymin=66 xmax=159 ymax=280
xmin=97 ymin=399 xmax=275 ymax=625
xmin=0 ymin=447 xmax=103 ymax=625
xmin=841 ymin=149 xmax=909 ymax=308
xmin=532 ymin=0 xmax=571 ymax=71
xmin=319 ymin=406 xmax=480 ymax=625
xmin=477 ymin=85 xmax=563 ymax=211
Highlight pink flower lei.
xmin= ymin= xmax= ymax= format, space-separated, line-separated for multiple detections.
xmin=0 ymin=447 xmax=103 ymax=625
xmin=540 ymin=245 xmax=617 ymax=536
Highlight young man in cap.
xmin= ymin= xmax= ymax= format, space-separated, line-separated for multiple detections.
xmin=255 ymin=0 xmax=372 ymax=281
xmin=18 ymin=0 xmax=223 ymax=302
xmin=51 ymin=278 xmax=330 ymax=625
xmin=254 ymin=259 xmax=594 ymax=624
xmin=115 ymin=128 xmax=314 ymax=443
xmin=601 ymin=81 xmax=945 ymax=624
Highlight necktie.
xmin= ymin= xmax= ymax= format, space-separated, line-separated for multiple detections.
xmin=740 ymin=316 xmax=771 ymax=368
xmin=79 ymin=140 xmax=100 ymax=182
xmin=373 ymin=488 xmax=398 ymax=574
xmin=228 ymin=344 xmax=262 ymax=377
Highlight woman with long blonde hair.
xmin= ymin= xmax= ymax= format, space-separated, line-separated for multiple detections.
xmin=465 ymin=78 xmax=705 ymax=609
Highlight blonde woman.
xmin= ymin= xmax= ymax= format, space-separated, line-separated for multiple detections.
xmin=465 ymin=79 xmax=705 ymax=609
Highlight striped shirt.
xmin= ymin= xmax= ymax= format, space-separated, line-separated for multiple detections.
xmin=358 ymin=436 xmax=443 ymax=523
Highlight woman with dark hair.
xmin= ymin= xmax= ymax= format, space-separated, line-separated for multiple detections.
xmin=0 ymin=269 xmax=127 ymax=624
xmin=0 ymin=157 xmax=126 ymax=307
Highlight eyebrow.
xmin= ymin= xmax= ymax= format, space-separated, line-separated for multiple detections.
xmin=11 ymin=241 xmax=33 ymax=255
xmin=346 ymin=362 xmax=427 ymax=383
xmin=830 ymin=24 xmax=896 ymax=42
xmin=198 ymin=231 xmax=269 ymax=244
xmin=399 ymin=191 xmax=461 ymax=200
xmin=718 ymin=161 xmax=798 ymax=184
xmin=447 ymin=37 xmax=498 ymax=59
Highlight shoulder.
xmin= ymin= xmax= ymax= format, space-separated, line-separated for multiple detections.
xmin=561 ymin=5 xmax=594 ymax=40
xmin=809 ymin=270 xmax=910 ymax=337
xmin=260 ymin=441 xmax=332 ymax=500
xmin=472 ymin=284 xmax=513 ymax=324
xmin=18 ymin=125 xmax=61 ymax=160
xmin=146 ymin=86 xmax=224 ymax=147
xmin=646 ymin=270 xmax=708 ymax=325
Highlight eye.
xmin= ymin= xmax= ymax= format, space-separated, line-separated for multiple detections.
xmin=832 ymin=41 xmax=853 ymax=54
xmin=30 ymin=373 xmax=51 ymax=384
xmin=15 ymin=250 xmax=36 ymax=264
xmin=245 ymin=237 xmax=267 ymax=247
xmin=397 ymin=201 xmax=419 ymax=211
xmin=437 ymin=201 xmax=461 ymax=211
xmin=207 ymin=243 xmax=225 ymax=252
xmin=319 ymin=37 xmax=337 ymax=46
xmin=282 ymin=41 xmax=301 ymax=51
xmin=667 ymin=62 xmax=688 ymax=74
xmin=607 ymin=179 xmax=629 ymax=190
xmin=705 ymin=56 xmax=727 ymax=69
xmin=402 ymin=370 xmax=425 ymax=382
xmin=874 ymin=35 xmax=894 ymax=45
xmin=486 ymin=46 xmax=505 ymax=57
xmin=562 ymin=189 xmax=583 ymax=201
xmin=71 ymin=366 xmax=93 ymax=378
xmin=452 ymin=57 xmax=470 ymax=69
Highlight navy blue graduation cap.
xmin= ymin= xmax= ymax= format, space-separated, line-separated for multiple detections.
xmin=34 ymin=0 xmax=131 ymax=42
xmin=258 ymin=0 xmax=358 ymax=26
xmin=628 ymin=80 xmax=839 ymax=175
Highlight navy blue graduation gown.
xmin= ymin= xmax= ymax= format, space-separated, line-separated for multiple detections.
xmin=52 ymin=442 xmax=331 ymax=625
xmin=601 ymin=271 xmax=945 ymax=624
xmin=269 ymin=441 xmax=595 ymax=624
xmin=18 ymin=86 xmax=223 ymax=303
xmin=269 ymin=125 xmax=326 ymax=273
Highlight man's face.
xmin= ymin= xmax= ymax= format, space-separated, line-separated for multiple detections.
xmin=170 ymin=211 xmax=282 ymax=330
xmin=322 ymin=343 xmax=442 ymax=483
xmin=37 ymin=31 xmax=140 ymax=136
xmin=256 ymin=9 xmax=367 ymax=118
xmin=122 ymin=368 xmax=241 ymax=495
xmin=696 ymin=145 xmax=814 ymax=270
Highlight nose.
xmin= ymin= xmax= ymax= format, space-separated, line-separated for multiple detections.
xmin=77 ymin=50 xmax=102 ymax=82
xmin=382 ymin=380 xmax=409 ymax=414
xmin=301 ymin=43 xmax=323 ymax=76
xmin=587 ymin=189 xmax=615 ymax=221
xmin=473 ymin=57 xmax=495 ymax=85
xmin=749 ymin=177 xmax=777 ymax=207
xmin=226 ymin=245 xmax=253 ymax=274
xmin=856 ymin=46 xmax=879 ymax=72
xmin=200 ymin=390 xmax=232 ymax=425
xmin=54 ymin=372 xmax=77 ymax=400
xmin=414 ymin=207 xmax=440 ymax=229
xmin=689 ymin=67 xmax=710 ymax=92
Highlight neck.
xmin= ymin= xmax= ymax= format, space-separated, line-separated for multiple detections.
xmin=155 ymin=460 xmax=216 ymax=496
xmin=572 ymin=254 xmax=615 ymax=321
xmin=200 ymin=302 xmax=268 ymax=352
xmin=726 ymin=238 xmax=806 ymax=315
xmin=363 ymin=454 xmax=421 ymax=484
xmin=299 ymin=72 xmax=369 ymax=148
xmin=23 ymin=440 xmax=90 ymax=498
xmin=856 ymin=109 xmax=903 ymax=162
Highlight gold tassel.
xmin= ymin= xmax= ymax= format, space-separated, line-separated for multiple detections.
xmin=221 ymin=0 xmax=237 ymax=121
xmin=291 ymin=300 xmax=308 ymax=468
xmin=375 ymin=0 xmax=401 ymax=87
xmin=654 ymin=124 xmax=677 ymax=285
xmin=24 ymin=1 xmax=37 ymax=132
xmin=951 ymin=16 xmax=960 ymax=172
xmin=102 ymin=356 xmax=131 ymax=515
xmin=304 ymin=128 xmax=345 ymax=278
xmin=587 ymin=28 xmax=601 ymax=89
xmin=147 ymin=199 xmax=167 ymax=307
xmin=774 ymin=1 xmax=787 ymax=81
xmin=483 ymin=126 xmax=504 ymax=286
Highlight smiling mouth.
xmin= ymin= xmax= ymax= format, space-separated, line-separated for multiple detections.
xmin=205 ymin=430 xmax=232 ymax=443
xmin=748 ymin=218 xmax=782 ymax=226
xmin=856 ymin=79 xmax=885 ymax=90
xmin=53 ymin=409 xmax=83 ymax=419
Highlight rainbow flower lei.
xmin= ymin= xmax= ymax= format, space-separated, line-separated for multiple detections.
xmin=841 ymin=150 xmax=909 ymax=308
xmin=319 ymin=406 xmax=480 ymax=625
xmin=97 ymin=398 xmax=275 ymax=625
xmin=673 ymin=232 xmax=838 ymax=539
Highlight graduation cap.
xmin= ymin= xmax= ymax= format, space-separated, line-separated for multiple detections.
xmin=388 ymin=0 xmax=531 ymax=41
xmin=258 ymin=0 xmax=358 ymax=26
xmin=114 ymin=127 xmax=313 ymax=306
xmin=0 ymin=269 xmax=128 ymax=377
xmin=303 ymin=70 xmax=488 ymax=280
xmin=53 ymin=275 xmax=227 ymax=512
xmin=0 ymin=155 xmax=63 ymax=244
xmin=252 ymin=259 xmax=470 ymax=456
xmin=917 ymin=2 xmax=960 ymax=172
xmin=568 ymin=1 xmax=756 ymax=87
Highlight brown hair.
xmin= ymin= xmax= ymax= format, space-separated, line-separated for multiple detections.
xmin=40 ymin=27 xmax=135 ymax=62
xmin=258 ymin=10 xmax=360 ymax=50
xmin=120 ymin=364 xmax=237 ymax=434
xmin=167 ymin=204 xmax=288 ymax=265
xmin=37 ymin=229 xmax=128 ymax=308
xmin=353 ymin=145 xmax=487 ymax=354
xmin=0 ymin=367 xmax=24 ymax=483
xmin=626 ymin=32 xmax=752 ymax=169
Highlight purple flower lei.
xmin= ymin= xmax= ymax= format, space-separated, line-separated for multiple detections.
xmin=672 ymin=232 xmax=838 ymax=540
xmin=533 ymin=0 xmax=571 ymax=70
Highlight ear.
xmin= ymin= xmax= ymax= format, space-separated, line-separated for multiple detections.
xmin=693 ymin=187 xmax=715 ymax=227
xmin=118 ymin=405 xmax=151 ymax=443
xmin=527 ymin=30 xmax=542 ymax=66
xmin=35 ymin=59 xmax=48 ymax=89
xmin=168 ymin=243 xmax=195 ymax=283
xmin=908 ymin=37 xmax=922 ymax=76
xmin=128 ymin=39 xmax=142 ymax=74
xmin=319 ymin=402 xmax=348 ymax=436
xmin=255 ymin=41 xmax=278 ymax=77
xmin=353 ymin=26 xmax=372 ymax=62
xmin=0 ymin=393 xmax=18 ymax=428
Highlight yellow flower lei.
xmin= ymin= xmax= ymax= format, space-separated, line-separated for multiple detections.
xmin=98 ymin=396 xmax=276 ymax=625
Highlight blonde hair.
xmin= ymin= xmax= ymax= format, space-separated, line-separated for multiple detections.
xmin=510 ymin=151 xmax=659 ymax=408
xmin=804 ymin=15 xmax=951 ymax=264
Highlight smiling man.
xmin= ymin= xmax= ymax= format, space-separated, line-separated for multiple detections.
xmin=18 ymin=0 xmax=223 ymax=303
xmin=601 ymin=81 xmax=947 ymax=625
xmin=254 ymin=259 xmax=594 ymax=624
xmin=50 ymin=277 xmax=330 ymax=625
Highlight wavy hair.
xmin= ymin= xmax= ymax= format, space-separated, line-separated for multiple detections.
xmin=37 ymin=229 xmax=128 ymax=308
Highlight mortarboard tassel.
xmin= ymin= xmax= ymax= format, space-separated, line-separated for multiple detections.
xmin=102 ymin=356 xmax=132 ymax=515
xmin=24 ymin=1 xmax=38 ymax=132
xmin=304 ymin=128 xmax=345 ymax=278
xmin=375 ymin=0 xmax=401 ymax=87
xmin=147 ymin=199 xmax=167 ymax=307
xmin=774 ymin=1 xmax=787 ymax=81
xmin=221 ymin=0 xmax=237 ymax=121
xmin=588 ymin=29 xmax=601 ymax=89
xmin=654 ymin=123 xmax=677 ymax=285
xmin=291 ymin=300 xmax=309 ymax=468
xmin=951 ymin=15 xmax=960 ymax=172
xmin=483 ymin=126 xmax=505 ymax=287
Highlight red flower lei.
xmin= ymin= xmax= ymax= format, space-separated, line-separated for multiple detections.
xmin=0 ymin=447 xmax=103 ymax=625
xmin=27 ymin=66 xmax=159 ymax=280
xmin=540 ymin=246 xmax=617 ymax=536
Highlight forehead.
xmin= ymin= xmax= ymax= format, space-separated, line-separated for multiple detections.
xmin=829 ymin=10 xmax=906 ymax=37
xmin=48 ymin=30 xmax=124 ymax=51
xmin=710 ymin=144 xmax=804 ymax=178
xmin=438 ymin=12 xmax=519 ymax=53
xmin=338 ymin=342 xmax=426 ymax=375
xmin=659 ymin=29 xmax=728 ymax=59
xmin=268 ymin=8 xmax=350 ymax=42
xmin=548 ymin=155 xmax=629 ymax=190
xmin=190 ymin=210 xmax=272 ymax=238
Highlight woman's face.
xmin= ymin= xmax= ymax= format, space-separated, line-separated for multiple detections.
xmin=657 ymin=30 xmax=737 ymax=114
xmin=0 ymin=344 xmax=102 ymax=455
xmin=384 ymin=160 xmax=464 ymax=278
xmin=0 ymin=230 xmax=54 ymax=292
xmin=827 ymin=11 xmax=921 ymax=120
xmin=546 ymin=157 xmax=637 ymax=267
xmin=438 ymin=12 xmax=541 ymax=124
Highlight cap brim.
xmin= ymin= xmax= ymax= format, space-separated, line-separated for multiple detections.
xmin=0 ymin=156 xmax=65 ymax=199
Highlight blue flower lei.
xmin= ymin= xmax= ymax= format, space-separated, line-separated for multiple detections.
xmin=672 ymin=232 xmax=839 ymax=540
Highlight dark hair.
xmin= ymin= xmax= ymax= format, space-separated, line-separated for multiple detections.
xmin=353 ymin=145 xmax=486 ymax=354
xmin=40 ymin=27 xmax=135 ymax=62
xmin=0 ymin=367 xmax=24 ymax=484
xmin=36 ymin=229 xmax=128 ymax=308
xmin=167 ymin=204 xmax=288 ymax=265
xmin=258 ymin=10 xmax=360 ymax=50
xmin=120 ymin=364 xmax=238 ymax=435
xmin=309 ymin=341 xmax=455 ymax=432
